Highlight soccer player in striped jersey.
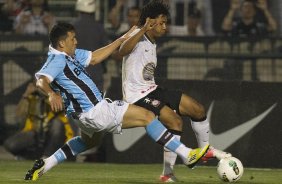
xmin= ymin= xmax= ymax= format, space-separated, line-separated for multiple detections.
xmin=119 ymin=1 xmax=231 ymax=182
xmin=24 ymin=22 xmax=209 ymax=181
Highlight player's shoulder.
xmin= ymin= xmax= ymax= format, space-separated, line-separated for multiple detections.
xmin=75 ymin=48 xmax=91 ymax=57
xmin=44 ymin=53 xmax=67 ymax=69
xmin=75 ymin=48 xmax=89 ymax=53
xmin=48 ymin=53 xmax=66 ymax=61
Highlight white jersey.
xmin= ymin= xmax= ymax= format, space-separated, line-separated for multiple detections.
xmin=122 ymin=29 xmax=158 ymax=103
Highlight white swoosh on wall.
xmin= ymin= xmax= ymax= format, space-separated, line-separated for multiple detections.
xmin=113 ymin=127 xmax=146 ymax=152
xmin=208 ymin=101 xmax=277 ymax=150
xmin=113 ymin=101 xmax=277 ymax=152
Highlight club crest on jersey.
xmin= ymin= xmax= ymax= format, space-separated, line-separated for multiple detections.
xmin=115 ymin=100 xmax=124 ymax=106
xmin=144 ymin=98 xmax=160 ymax=107
xmin=151 ymin=99 xmax=160 ymax=107
xmin=143 ymin=63 xmax=155 ymax=81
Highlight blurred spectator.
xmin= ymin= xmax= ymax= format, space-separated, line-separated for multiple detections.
xmin=169 ymin=1 xmax=204 ymax=36
xmin=108 ymin=2 xmax=140 ymax=75
xmin=108 ymin=0 xmax=140 ymax=35
xmin=186 ymin=5 xmax=204 ymax=36
xmin=1 ymin=0 xmax=29 ymax=16
xmin=222 ymin=0 xmax=277 ymax=36
xmin=0 ymin=2 xmax=13 ymax=33
xmin=14 ymin=0 xmax=55 ymax=35
xmin=165 ymin=0 xmax=213 ymax=36
xmin=3 ymin=82 xmax=76 ymax=160
xmin=0 ymin=0 xmax=28 ymax=33
xmin=72 ymin=0 xmax=108 ymax=162
xmin=209 ymin=0 xmax=278 ymax=81
xmin=197 ymin=0 xmax=214 ymax=36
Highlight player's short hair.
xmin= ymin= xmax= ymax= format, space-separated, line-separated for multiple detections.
xmin=138 ymin=0 xmax=170 ymax=27
xmin=49 ymin=22 xmax=75 ymax=48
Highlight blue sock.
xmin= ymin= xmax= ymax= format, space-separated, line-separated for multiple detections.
xmin=44 ymin=136 xmax=88 ymax=172
xmin=53 ymin=136 xmax=87 ymax=163
xmin=67 ymin=136 xmax=87 ymax=155
xmin=145 ymin=118 xmax=182 ymax=152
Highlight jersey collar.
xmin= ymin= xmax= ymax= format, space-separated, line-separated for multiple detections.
xmin=144 ymin=33 xmax=155 ymax=44
xmin=48 ymin=45 xmax=69 ymax=56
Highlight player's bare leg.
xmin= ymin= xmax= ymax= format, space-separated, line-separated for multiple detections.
xmin=179 ymin=94 xmax=232 ymax=162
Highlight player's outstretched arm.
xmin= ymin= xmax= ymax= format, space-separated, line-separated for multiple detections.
xmin=90 ymin=26 xmax=136 ymax=65
xmin=119 ymin=18 xmax=156 ymax=56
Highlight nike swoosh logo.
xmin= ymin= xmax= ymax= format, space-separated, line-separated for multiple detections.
xmin=208 ymin=101 xmax=277 ymax=150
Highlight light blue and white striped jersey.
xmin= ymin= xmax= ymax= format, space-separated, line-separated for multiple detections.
xmin=35 ymin=46 xmax=103 ymax=115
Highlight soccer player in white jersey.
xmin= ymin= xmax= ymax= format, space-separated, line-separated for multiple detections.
xmin=119 ymin=1 xmax=231 ymax=182
xmin=24 ymin=22 xmax=210 ymax=181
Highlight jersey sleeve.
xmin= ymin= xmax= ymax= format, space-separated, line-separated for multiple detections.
xmin=35 ymin=54 xmax=66 ymax=82
xmin=75 ymin=49 xmax=92 ymax=67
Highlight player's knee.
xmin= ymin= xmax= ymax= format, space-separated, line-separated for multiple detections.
xmin=173 ymin=116 xmax=183 ymax=129
xmin=142 ymin=110 xmax=156 ymax=126
xmin=193 ymin=104 xmax=206 ymax=120
xmin=161 ymin=112 xmax=183 ymax=130
xmin=81 ymin=134 xmax=98 ymax=149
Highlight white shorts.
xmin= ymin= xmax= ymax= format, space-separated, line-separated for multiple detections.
xmin=77 ymin=99 xmax=129 ymax=137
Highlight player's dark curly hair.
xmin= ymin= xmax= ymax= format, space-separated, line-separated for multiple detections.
xmin=49 ymin=22 xmax=75 ymax=48
xmin=138 ymin=0 xmax=170 ymax=27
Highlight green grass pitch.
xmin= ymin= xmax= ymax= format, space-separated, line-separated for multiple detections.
xmin=0 ymin=160 xmax=281 ymax=184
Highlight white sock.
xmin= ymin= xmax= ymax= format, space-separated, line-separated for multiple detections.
xmin=43 ymin=149 xmax=67 ymax=173
xmin=162 ymin=135 xmax=180 ymax=175
xmin=174 ymin=144 xmax=191 ymax=163
xmin=191 ymin=118 xmax=210 ymax=147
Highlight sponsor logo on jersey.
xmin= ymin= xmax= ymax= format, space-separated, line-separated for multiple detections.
xmin=115 ymin=100 xmax=124 ymax=106
xmin=143 ymin=62 xmax=155 ymax=81
xmin=144 ymin=98 xmax=151 ymax=104
xmin=141 ymin=85 xmax=157 ymax=93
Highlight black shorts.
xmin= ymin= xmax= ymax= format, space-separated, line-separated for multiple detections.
xmin=134 ymin=87 xmax=182 ymax=116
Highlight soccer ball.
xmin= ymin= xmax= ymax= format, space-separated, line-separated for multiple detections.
xmin=217 ymin=157 xmax=244 ymax=182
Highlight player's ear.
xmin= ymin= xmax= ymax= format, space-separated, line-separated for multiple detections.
xmin=58 ymin=40 xmax=64 ymax=48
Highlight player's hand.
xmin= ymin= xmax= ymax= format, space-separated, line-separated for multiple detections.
xmin=142 ymin=18 xmax=157 ymax=32
xmin=256 ymin=0 xmax=268 ymax=11
xmin=23 ymin=82 xmax=37 ymax=97
xmin=48 ymin=91 xmax=63 ymax=112
xmin=230 ymin=0 xmax=240 ymax=11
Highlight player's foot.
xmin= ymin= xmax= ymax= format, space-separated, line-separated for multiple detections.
xmin=186 ymin=144 xmax=210 ymax=168
xmin=159 ymin=173 xmax=178 ymax=182
xmin=24 ymin=159 xmax=45 ymax=181
xmin=202 ymin=146 xmax=232 ymax=162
